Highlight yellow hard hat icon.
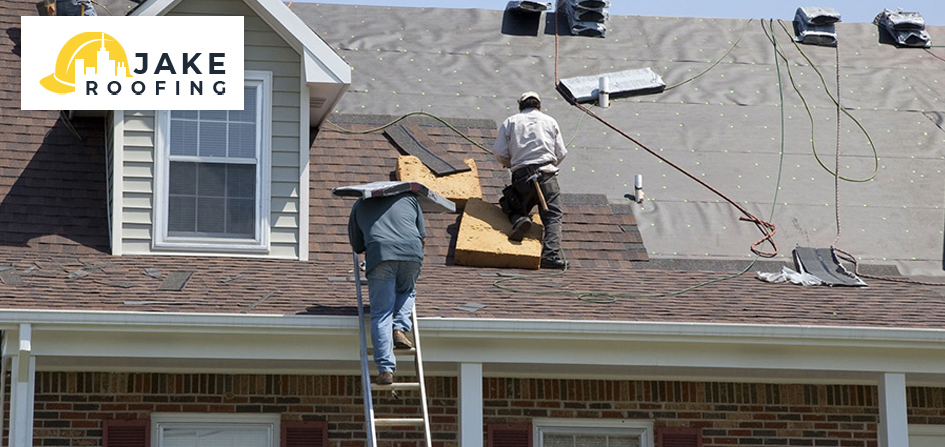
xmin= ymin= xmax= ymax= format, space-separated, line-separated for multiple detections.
xmin=40 ymin=32 xmax=132 ymax=94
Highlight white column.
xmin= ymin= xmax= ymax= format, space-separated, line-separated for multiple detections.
xmin=9 ymin=324 xmax=36 ymax=447
xmin=458 ymin=363 xmax=483 ymax=447
xmin=878 ymin=373 xmax=909 ymax=447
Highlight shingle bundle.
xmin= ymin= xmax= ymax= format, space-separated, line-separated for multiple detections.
xmin=793 ymin=6 xmax=841 ymax=47
xmin=874 ymin=8 xmax=931 ymax=48
xmin=556 ymin=0 xmax=609 ymax=38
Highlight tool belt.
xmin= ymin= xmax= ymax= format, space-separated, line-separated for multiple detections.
xmin=500 ymin=163 xmax=552 ymax=216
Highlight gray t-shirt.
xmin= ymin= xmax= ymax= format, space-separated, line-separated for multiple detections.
xmin=348 ymin=193 xmax=426 ymax=273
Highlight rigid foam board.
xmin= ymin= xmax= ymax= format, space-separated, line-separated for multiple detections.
xmin=454 ymin=198 xmax=542 ymax=270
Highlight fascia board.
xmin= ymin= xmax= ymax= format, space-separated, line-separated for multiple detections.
xmin=421 ymin=318 xmax=945 ymax=349
xmin=3 ymin=310 xmax=945 ymax=348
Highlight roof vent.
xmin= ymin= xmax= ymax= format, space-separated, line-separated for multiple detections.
xmin=793 ymin=6 xmax=840 ymax=47
xmin=874 ymin=8 xmax=931 ymax=48
xmin=506 ymin=0 xmax=552 ymax=13
xmin=557 ymin=0 xmax=609 ymax=38
xmin=559 ymin=68 xmax=665 ymax=104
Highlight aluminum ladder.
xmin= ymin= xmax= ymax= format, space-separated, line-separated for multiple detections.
xmin=353 ymin=252 xmax=432 ymax=446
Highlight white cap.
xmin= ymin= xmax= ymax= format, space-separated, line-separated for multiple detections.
xmin=518 ymin=91 xmax=540 ymax=104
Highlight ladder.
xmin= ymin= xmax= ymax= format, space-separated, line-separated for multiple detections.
xmin=353 ymin=252 xmax=432 ymax=447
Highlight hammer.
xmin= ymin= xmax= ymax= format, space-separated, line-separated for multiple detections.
xmin=527 ymin=174 xmax=548 ymax=211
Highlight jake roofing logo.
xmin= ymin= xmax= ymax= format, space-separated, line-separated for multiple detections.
xmin=22 ymin=16 xmax=244 ymax=111
xmin=40 ymin=32 xmax=132 ymax=95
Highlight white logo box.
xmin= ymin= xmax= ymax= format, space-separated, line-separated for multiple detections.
xmin=22 ymin=16 xmax=244 ymax=110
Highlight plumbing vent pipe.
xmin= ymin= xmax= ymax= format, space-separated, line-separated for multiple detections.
xmin=598 ymin=75 xmax=609 ymax=108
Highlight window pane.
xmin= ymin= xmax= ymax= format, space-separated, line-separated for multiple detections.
xmin=199 ymin=121 xmax=227 ymax=158
xmin=168 ymin=195 xmax=196 ymax=234
xmin=227 ymin=198 xmax=255 ymax=236
xmin=162 ymin=426 xmax=270 ymax=447
xmin=574 ymin=435 xmax=607 ymax=447
xmin=200 ymin=110 xmax=227 ymax=121
xmin=197 ymin=196 xmax=225 ymax=234
xmin=197 ymin=164 xmax=226 ymax=198
xmin=546 ymin=435 xmax=575 ymax=447
xmin=229 ymin=87 xmax=257 ymax=122
xmin=607 ymin=436 xmax=639 ymax=447
xmin=226 ymin=164 xmax=255 ymax=199
xmin=169 ymin=162 xmax=196 ymax=195
xmin=228 ymin=123 xmax=256 ymax=159
xmin=171 ymin=110 xmax=197 ymax=119
xmin=170 ymin=120 xmax=198 ymax=156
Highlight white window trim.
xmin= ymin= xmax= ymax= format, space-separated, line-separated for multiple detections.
xmin=153 ymin=70 xmax=272 ymax=254
xmin=151 ymin=413 xmax=280 ymax=447
xmin=911 ymin=424 xmax=945 ymax=437
xmin=533 ymin=418 xmax=655 ymax=447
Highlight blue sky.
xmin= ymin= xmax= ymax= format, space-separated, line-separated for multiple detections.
xmin=303 ymin=1 xmax=944 ymax=26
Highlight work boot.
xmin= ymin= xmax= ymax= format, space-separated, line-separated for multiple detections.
xmin=540 ymin=257 xmax=569 ymax=270
xmin=376 ymin=371 xmax=393 ymax=385
xmin=508 ymin=217 xmax=532 ymax=242
xmin=393 ymin=329 xmax=413 ymax=350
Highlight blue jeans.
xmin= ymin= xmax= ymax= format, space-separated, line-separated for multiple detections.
xmin=366 ymin=260 xmax=420 ymax=373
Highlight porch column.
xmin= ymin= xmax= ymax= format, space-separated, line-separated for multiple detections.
xmin=458 ymin=362 xmax=483 ymax=447
xmin=9 ymin=324 xmax=36 ymax=447
xmin=878 ymin=373 xmax=909 ymax=447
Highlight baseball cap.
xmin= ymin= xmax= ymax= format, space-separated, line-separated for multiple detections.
xmin=518 ymin=91 xmax=540 ymax=104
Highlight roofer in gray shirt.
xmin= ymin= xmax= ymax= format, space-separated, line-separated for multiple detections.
xmin=494 ymin=91 xmax=569 ymax=269
xmin=348 ymin=192 xmax=425 ymax=385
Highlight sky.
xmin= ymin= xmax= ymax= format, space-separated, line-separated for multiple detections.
xmin=302 ymin=0 xmax=944 ymax=26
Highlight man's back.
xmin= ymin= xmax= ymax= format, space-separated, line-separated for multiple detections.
xmin=494 ymin=108 xmax=567 ymax=172
xmin=348 ymin=193 xmax=425 ymax=273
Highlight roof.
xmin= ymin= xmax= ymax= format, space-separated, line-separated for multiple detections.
xmin=3 ymin=0 xmax=945 ymax=335
xmin=292 ymin=4 xmax=945 ymax=277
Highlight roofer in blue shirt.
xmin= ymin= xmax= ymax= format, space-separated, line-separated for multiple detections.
xmin=494 ymin=91 xmax=569 ymax=270
xmin=348 ymin=192 xmax=425 ymax=385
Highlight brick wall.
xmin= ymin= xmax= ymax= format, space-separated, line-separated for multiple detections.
xmin=483 ymin=379 xmax=945 ymax=447
xmin=2 ymin=373 xmax=944 ymax=447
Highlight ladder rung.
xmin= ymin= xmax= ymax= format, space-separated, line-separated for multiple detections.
xmin=372 ymin=382 xmax=420 ymax=391
xmin=367 ymin=347 xmax=416 ymax=356
xmin=374 ymin=418 xmax=425 ymax=427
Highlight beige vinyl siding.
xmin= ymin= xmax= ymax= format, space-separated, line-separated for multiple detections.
xmin=119 ymin=0 xmax=303 ymax=259
xmin=120 ymin=110 xmax=156 ymax=254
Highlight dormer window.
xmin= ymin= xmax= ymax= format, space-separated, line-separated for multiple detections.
xmin=153 ymin=71 xmax=272 ymax=253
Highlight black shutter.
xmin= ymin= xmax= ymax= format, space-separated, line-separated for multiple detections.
xmin=488 ymin=423 xmax=532 ymax=447
xmin=282 ymin=421 xmax=328 ymax=447
xmin=657 ymin=427 xmax=702 ymax=447
xmin=103 ymin=419 xmax=149 ymax=447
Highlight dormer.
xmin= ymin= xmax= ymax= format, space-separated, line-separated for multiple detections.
xmin=107 ymin=0 xmax=350 ymax=260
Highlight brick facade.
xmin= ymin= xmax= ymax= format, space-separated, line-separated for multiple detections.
xmin=3 ymin=373 xmax=944 ymax=446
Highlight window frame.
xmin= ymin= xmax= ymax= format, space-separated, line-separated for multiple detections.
xmin=150 ymin=413 xmax=280 ymax=447
xmin=153 ymin=70 xmax=272 ymax=253
xmin=533 ymin=418 xmax=655 ymax=447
